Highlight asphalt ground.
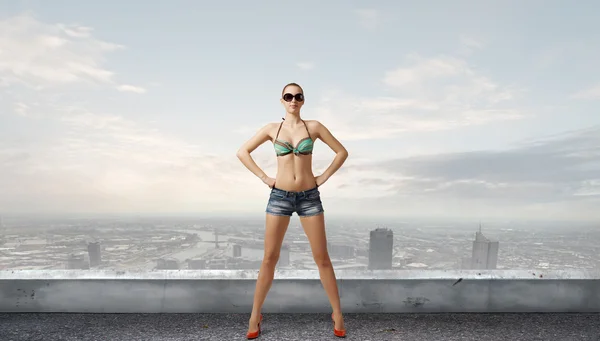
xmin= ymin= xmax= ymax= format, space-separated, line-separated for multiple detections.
xmin=1 ymin=312 xmax=599 ymax=341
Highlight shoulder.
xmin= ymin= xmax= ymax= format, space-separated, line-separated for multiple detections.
xmin=254 ymin=122 xmax=283 ymax=141
xmin=262 ymin=122 xmax=281 ymax=129
xmin=304 ymin=119 xmax=329 ymax=136
xmin=303 ymin=119 xmax=325 ymax=131
xmin=258 ymin=122 xmax=280 ymax=133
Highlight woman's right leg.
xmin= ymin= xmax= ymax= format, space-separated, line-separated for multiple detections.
xmin=247 ymin=213 xmax=290 ymax=333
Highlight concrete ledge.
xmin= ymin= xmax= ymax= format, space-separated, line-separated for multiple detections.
xmin=1 ymin=269 xmax=599 ymax=313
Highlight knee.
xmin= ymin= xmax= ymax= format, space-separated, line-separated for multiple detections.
xmin=263 ymin=251 xmax=280 ymax=267
xmin=313 ymin=253 xmax=332 ymax=269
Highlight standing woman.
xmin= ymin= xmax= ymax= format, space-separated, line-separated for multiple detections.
xmin=236 ymin=83 xmax=348 ymax=339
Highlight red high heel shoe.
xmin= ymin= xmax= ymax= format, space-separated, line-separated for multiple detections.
xmin=331 ymin=313 xmax=346 ymax=338
xmin=246 ymin=314 xmax=263 ymax=339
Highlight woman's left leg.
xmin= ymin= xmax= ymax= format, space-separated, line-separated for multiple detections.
xmin=299 ymin=213 xmax=345 ymax=332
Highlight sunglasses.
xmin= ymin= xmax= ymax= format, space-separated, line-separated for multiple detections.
xmin=282 ymin=93 xmax=304 ymax=102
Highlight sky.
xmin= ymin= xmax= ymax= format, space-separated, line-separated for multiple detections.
xmin=1 ymin=0 xmax=599 ymax=221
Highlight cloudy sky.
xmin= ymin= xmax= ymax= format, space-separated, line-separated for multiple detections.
xmin=1 ymin=1 xmax=599 ymax=221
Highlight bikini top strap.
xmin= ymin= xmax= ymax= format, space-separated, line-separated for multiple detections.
xmin=301 ymin=119 xmax=312 ymax=140
xmin=274 ymin=118 xmax=284 ymax=141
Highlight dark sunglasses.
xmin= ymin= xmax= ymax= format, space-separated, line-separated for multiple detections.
xmin=282 ymin=93 xmax=304 ymax=102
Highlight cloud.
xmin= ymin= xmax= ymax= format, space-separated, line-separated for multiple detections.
xmin=457 ymin=35 xmax=485 ymax=56
xmin=13 ymin=102 xmax=29 ymax=116
xmin=459 ymin=35 xmax=485 ymax=50
xmin=117 ymin=84 xmax=147 ymax=94
xmin=354 ymin=9 xmax=380 ymax=30
xmin=570 ymin=84 xmax=600 ymax=100
xmin=338 ymin=126 xmax=600 ymax=204
xmin=382 ymin=55 xmax=467 ymax=87
xmin=313 ymin=53 xmax=525 ymax=140
xmin=57 ymin=23 xmax=94 ymax=38
xmin=0 ymin=103 xmax=265 ymax=214
xmin=0 ymin=14 xmax=142 ymax=93
xmin=296 ymin=62 xmax=314 ymax=70
xmin=0 ymin=14 xmax=269 ymax=215
xmin=306 ymin=126 xmax=600 ymax=220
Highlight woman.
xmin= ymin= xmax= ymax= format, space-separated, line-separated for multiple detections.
xmin=236 ymin=82 xmax=348 ymax=339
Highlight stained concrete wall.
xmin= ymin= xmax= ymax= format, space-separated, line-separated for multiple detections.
xmin=1 ymin=269 xmax=599 ymax=313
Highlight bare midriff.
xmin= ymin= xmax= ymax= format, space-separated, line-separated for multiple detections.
xmin=274 ymin=154 xmax=317 ymax=192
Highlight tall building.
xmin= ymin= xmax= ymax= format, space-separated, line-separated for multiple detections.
xmin=214 ymin=229 xmax=219 ymax=249
xmin=87 ymin=241 xmax=102 ymax=267
xmin=368 ymin=227 xmax=393 ymax=269
xmin=233 ymin=244 xmax=242 ymax=258
xmin=471 ymin=225 xmax=499 ymax=269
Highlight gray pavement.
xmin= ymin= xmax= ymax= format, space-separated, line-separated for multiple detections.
xmin=0 ymin=312 xmax=599 ymax=341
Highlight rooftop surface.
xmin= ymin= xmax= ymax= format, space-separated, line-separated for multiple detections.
xmin=1 ymin=312 xmax=599 ymax=341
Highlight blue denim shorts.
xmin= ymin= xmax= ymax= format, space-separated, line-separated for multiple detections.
xmin=266 ymin=186 xmax=324 ymax=217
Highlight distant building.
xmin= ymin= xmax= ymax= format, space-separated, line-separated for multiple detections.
xmin=207 ymin=258 xmax=227 ymax=269
xmin=156 ymin=258 xmax=179 ymax=270
xmin=459 ymin=257 xmax=472 ymax=269
xmin=87 ymin=242 xmax=102 ymax=267
xmin=233 ymin=244 xmax=242 ymax=258
xmin=470 ymin=226 xmax=499 ymax=269
xmin=368 ymin=227 xmax=393 ymax=269
xmin=187 ymin=259 xmax=206 ymax=269
xmin=328 ymin=243 xmax=355 ymax=259
xmin=66 ymin=253 xmax=89 ymax=269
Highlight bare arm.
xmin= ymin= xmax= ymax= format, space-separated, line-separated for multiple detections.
xmin=236 ymin=123 xmax=274 ymax=184
xmin=314 ymin=121 xmax=348 ymax=184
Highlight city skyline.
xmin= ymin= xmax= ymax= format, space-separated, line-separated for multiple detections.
xmin=2 ymin=216 xmax=598 ymax=272
xmin=1 ymin=1 xmax=599 ymax=220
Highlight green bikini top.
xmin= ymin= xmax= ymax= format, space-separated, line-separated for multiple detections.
xmin=273 ymin=118 xmax=314 ymax=157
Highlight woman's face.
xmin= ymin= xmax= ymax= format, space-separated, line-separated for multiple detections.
xmin=280 ymin=85 xmax=304 ymax=113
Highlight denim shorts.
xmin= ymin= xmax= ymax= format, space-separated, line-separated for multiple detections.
xmin=266 ymin=186 xmax=324 ymax=217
